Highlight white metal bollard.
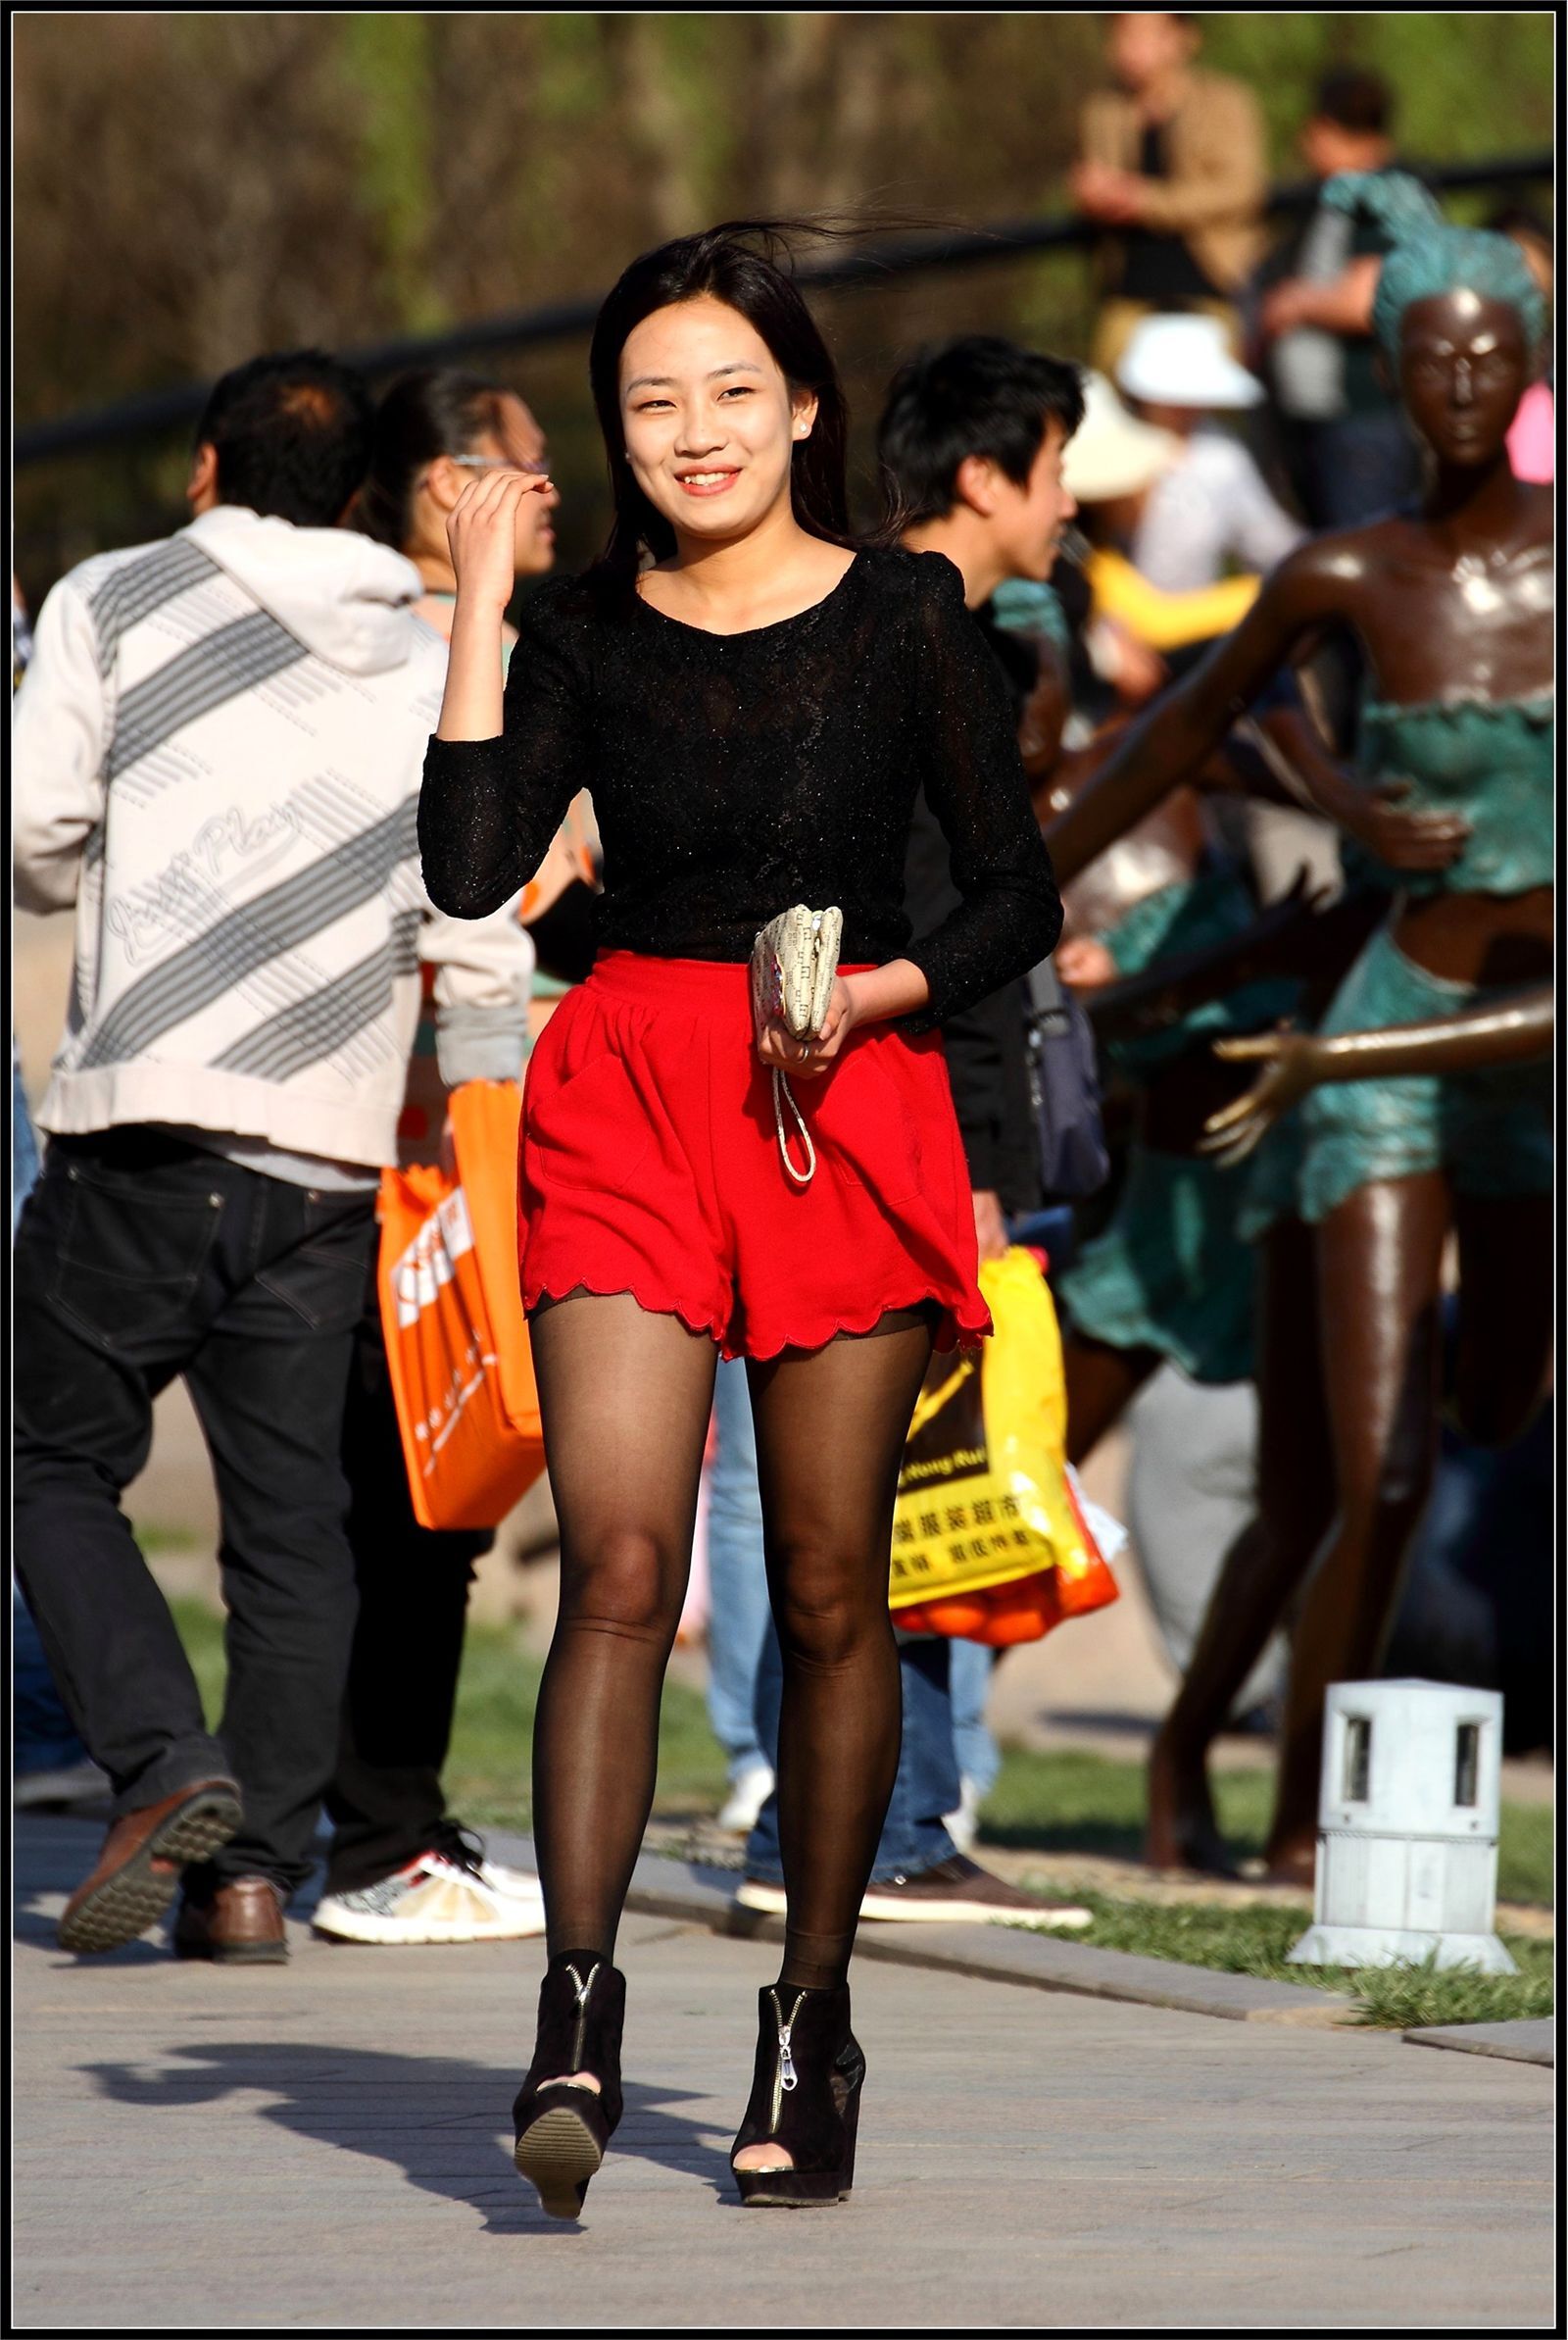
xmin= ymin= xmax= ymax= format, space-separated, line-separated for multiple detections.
xmin=1287 ymin=1678 xmax=1517 ymax=1974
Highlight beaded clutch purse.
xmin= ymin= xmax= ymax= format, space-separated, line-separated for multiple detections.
xmin=750 ymin=905 xmax=844 ymax=1041
xmin=749 ymin=905 xmax=844 ymax=1185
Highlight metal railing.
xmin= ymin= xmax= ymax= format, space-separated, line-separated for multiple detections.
xmin=15 ymin=153 xmax=1552 ymax=468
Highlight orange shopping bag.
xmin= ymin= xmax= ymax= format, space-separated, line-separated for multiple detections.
xmin=378 ymin=1080 xmax=546 ymax=1530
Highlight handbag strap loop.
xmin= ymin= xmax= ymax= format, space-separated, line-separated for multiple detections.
xmin=772 ymin=1068 xmax=816 ymax=1186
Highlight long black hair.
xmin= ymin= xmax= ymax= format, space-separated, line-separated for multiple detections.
xmin=585 ymin=221 xmax=858 ymax=605
xmin=354 ymin=367 xmax=516 ymax=552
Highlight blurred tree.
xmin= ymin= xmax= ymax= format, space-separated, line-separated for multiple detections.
xmin=338 ymin=16 xmax=446 ymax=333
xmin=14 ymin=10 xmax=1554 ymax=602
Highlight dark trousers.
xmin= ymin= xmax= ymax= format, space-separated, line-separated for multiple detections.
xmin=321 ymin=1283 xmax=490 ymax=1895
xmin=13 ymin=1127 xmax=375 ymax=1897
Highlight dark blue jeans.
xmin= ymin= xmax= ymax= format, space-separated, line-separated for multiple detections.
xmin=745 ymin=1629 xmax=959 ymax=1883
xmin=13 ymin=1127 xmax=375 ymax=1895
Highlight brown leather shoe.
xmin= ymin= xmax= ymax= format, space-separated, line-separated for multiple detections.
xmin=57 ymin=1777 xmax=242 ymax=1954
xmin=173 ymin=1876 xmax=289 ymax=1965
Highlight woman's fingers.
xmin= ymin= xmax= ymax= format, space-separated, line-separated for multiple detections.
xmin=757 ymin=1018 xmax=843 ymax=1077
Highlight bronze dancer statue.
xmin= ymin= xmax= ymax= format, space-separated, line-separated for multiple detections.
xmin=1048 ymin=175 xmax=1552 ymax=1879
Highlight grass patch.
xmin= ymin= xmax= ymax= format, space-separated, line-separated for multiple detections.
xmin=138 ymin=1523 xmax=210 ymax=1555
xmin=1018 ymin=1889 xmax=1553 ymax=2029
xmin=982 ymin=1743 xmax=1554 ymax=1910
xmin=170 ymin=1601 xmax=1550 ymax=2028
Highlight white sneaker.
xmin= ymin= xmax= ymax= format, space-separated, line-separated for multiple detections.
xmin=313 ymin=1851 xmax=547 ymax=1945
xmin=942 ymin=1775 xmax=983 ymax=1856
xmin=715 ymin=1763 xmax=775 ymax=1836
xmin=476 ymin=1857 xmax=547 ymax=1906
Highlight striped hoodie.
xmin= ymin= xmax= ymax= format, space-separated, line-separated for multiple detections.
xmin=13 ymin=505 xmax=532 ymax=1168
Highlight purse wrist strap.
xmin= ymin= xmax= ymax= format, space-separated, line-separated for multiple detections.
xmin=772 ymin=1069 xmax=816 ymax=1185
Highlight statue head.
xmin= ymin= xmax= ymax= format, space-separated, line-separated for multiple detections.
xmin=1326 ymin=173 xmax=1545 ymax=467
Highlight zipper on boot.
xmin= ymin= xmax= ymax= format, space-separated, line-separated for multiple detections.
xmin=565 ymin=1960 xmax=601 ymax=2073
xmin=767 ymin=1987 xmax=806 ymax=2128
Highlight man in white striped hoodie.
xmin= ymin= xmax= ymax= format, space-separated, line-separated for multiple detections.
xmin=14 ymin=351 xmax=533 ymax=1961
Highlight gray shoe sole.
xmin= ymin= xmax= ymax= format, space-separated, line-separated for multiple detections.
xmin=58 ymin=1785 xmax=243 ymax=1955
xmin=514 ymin=2105 xmax=604 ymax=2219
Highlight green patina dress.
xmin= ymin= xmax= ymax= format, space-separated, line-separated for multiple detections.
xmin=1296 ymin=694 xmax=1553 ymax=1222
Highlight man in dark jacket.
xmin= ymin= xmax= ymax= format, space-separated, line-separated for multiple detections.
xmin=888 ymin=337 xmax=1085 ymax=1274
xmin=736 ymin=339 xmax=1094 ymax=1927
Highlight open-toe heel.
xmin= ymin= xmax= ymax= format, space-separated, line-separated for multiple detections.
xmin=730 ymin=1983 xmax=865 ymax=2208
xmin=513 ymin=1952 xmax=625 ymax=2218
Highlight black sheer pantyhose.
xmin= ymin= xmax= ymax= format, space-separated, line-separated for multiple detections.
xmin=525 ymin=1288 xmax=937 ymax=1990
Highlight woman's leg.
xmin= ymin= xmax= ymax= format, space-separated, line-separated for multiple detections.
xmin=1264 ymin=1174 xmax=1449 ymax=1875
xmin=743 ymin=1309 xmax=937 ymax=1996
xmin=1146 ymin=1217 xmax=1335 ymax=1870
xmin=526 ymin=1290 xmax=718 ymax=1968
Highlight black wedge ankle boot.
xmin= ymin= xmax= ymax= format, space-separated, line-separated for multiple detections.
xmin=513 ymin=1950 xmax=626 ymax=2218
xmin=730 ymin=1982 xmax=865 ymax=2208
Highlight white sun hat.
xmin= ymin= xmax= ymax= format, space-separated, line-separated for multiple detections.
xmin=1116 ymin=312 xmax=1265 ymax=411
xmin=1059 ymin=372 xmax=1183 ymax=503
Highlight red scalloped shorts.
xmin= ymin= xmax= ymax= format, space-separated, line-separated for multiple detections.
xmin=518 ymin=952 xmax=993 ymax=1363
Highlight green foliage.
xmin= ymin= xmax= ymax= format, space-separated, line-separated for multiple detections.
xmin=982 ymin=1742 xmax=1553 ymax=1909
xmin=533 ymin=12 xmax=617 ymax=127
xmin=1014 ymin=1891 xmax=1553 ymax=2028
xmin=14 ymin=12 xmax=1553 ymax=600
xmin=337 ymin=16 xmax=445 ymax=332
xmin=1347 ymin=1942 xmax=1554 ymax=2029
xmin=1200 ymin=12 xmax=1556 ymax=165
xmin=172 ymin=1597 xmax=227 ymax=1726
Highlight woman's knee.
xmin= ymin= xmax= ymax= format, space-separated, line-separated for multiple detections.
xmin=769 ymin=1538 xmax=889 ymax=1669
xmin=560 ymin=1524 xmax=685 ymax=1643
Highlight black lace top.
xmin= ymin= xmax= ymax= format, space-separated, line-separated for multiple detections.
xmin=418 ymin=546 xmax=1061 ymax=1034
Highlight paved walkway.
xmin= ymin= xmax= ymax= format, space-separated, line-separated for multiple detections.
xmin=13 ymin=1815 xmax=1553 ymax=2329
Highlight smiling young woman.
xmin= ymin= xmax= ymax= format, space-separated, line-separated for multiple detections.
xmin=417 ymin=222 xmax=1060 ymax=2216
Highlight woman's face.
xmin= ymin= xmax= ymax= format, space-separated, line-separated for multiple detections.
xmin=415 ymin=393 xmax=558 ymax=577
xmin=618 ymin=295 xmax=814 ymax=546
xmin=471 ymin=395 xmax=559 ymax=576
xmin=1396 ymin=290 xmax=1532 ymax=469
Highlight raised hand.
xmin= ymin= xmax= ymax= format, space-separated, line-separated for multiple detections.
xmin=435 ymin=467 xmax=555 ymax=744
xmin=447 ymin=467 xmax=554 ymax=613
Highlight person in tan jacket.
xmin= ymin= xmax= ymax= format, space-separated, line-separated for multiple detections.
xmin=1072 ymin=13 xmax=1267 ymax=376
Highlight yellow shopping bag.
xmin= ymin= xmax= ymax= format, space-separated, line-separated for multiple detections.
xmin=889 ymin=1247 xmax=1118 ymax=1646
